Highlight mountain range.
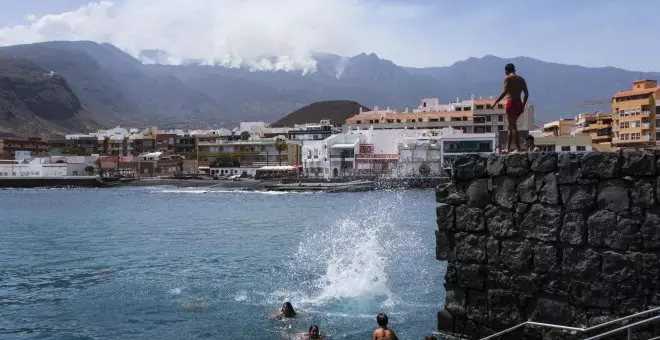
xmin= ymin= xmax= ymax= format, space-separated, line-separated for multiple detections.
xmin=1 ymin=40 xmax=658 ymax=137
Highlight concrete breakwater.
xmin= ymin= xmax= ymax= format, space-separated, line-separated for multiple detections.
xmin=435 ymin=150 xmax=660 ymax=339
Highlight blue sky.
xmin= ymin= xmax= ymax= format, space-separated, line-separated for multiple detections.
xmin=0 ymin=0 xmax=656 ymax=71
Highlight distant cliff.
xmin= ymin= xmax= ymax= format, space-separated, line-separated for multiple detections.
xmin=0 ymin=57 xmax=99 ymax=137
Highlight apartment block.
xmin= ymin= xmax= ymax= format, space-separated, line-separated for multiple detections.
xmin=0 ymin=137 xmax=49 ymax=159
xmin=573 ymin=112 xmax=613 ymax=144
xmin=196 ymin=136 xmax=301 ymax=167
xmin=542 ymin=119 xmax=575 ymax=137
xmin=612 ymin=80 xmax=659 ymax=146
xmin=344 ymin=97 xmax=535 ymax=137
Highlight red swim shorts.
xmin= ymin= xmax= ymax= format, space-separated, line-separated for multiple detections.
xmin=506 ymin=99 xmax=524 ymax=120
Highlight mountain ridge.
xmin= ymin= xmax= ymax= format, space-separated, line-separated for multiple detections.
xmin=0 ymin=40 xmax=656 ymax=135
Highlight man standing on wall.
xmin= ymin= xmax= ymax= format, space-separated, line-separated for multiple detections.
xmin=492 ymin=63 xmax=529 ymax=153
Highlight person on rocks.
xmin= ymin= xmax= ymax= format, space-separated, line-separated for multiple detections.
xmin=492 ymin=63 xmax=529 ymax=153
xmin=372 ymin=313 xmax=399 ymax=340
xmin=274 ymin=301 xmax=297 ymax=319
xmin=524 ymin=135 xmax=540 ymax=152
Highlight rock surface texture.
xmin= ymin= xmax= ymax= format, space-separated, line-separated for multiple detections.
xmin=436 ymin=151 xmax=660 ymax=340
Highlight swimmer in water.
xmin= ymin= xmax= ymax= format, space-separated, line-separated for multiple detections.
xmin=303 ymin=325 xmax=326 ymax=339
xmin=274 ymin=301 xmax=297 ymax=319
xmin=372 ymin=313 xmax=398 ymax=340
xmin=424 ymin=334 xmax=438 ymax=340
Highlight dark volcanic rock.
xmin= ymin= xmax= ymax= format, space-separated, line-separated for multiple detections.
xmin=641 ymin=208 xmax=660 ymax=249
xmin=529 ymin=152 xmax=558 ymax=173
xmin=505 ymin=153 xmax=530 ymax=177
xmin=466 ymin=179 xmax=491 ymax=208
xmin=436 ymin=182 xmax=467 ymax=205
xmin=534 ymin=243 xmax=559 ymax=273
xmin=444 ymin=285 xmax=466 ymax=316
xmin=492 ymin=176 xmax=517 ymax=209
xmin=569 ymin=281 xmax=614 ymax=308
xmin=500 ymin=240 xmax=532 ymax=271
xmin=466 ymin=290 xmax=489 ymax=324
xmin=581 ymin=152 xmax=620 ymax=179
xmin=435 ymin=230 xmax=451 ymax=261
xmin=457 ymin=264 xmax=485 ymax=290
xmin=453 ymin=155 xmax=487 ymax=181
xmin=558 ymin=153 xmax=581 ymax=184
xmin=488 ymin=289 xmax=522 ymax=328
xmin=529 ymin=298 xmax=574 ymax=324
xmin=455 ymin=204 xmax=485 ymax=232
xmin=455 ymin=233 xmax=486 ymax=263
xmin=486 ymin=237 xmax=500 ymax=264
xmin=560 ymin=183 xmax=596 ymax=211
xmin=597 ymin=179 xmax=629 ymax=213
xmin=518 ymin=173 xmax=538 ymax=203
xmin=521 ymin=204 xmax=562 ymax=242
xmin=562 ymin=248 xmax=600 ymax=280
xmin=601 ymin=251 xmax=637 ymax=284
xmin=631 ymin=179 xmax=655 ymax=208
xmin=606 ymin=215 xmax=642 ymax=250
xmin=436 ymin=204 xmax=454 ymax=230
xmin=621 ymin=149 xmax=656 ymax=176
xmin=485 ymin=205 xmax=517 ymax=238
xmin=587 ymin=210 xmax=617 ymax=247
xmin=638 ymin=253 xmax=660 ymax=288
xmin=562 ymin=211 xmax=586 ymax=246
xmin=537 ymin=173 xmax=560 ymax=205
xmin=487 ymin=154 xmax=506 ymax=176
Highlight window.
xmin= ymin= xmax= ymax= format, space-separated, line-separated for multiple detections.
xmin=620 ymin=121 xmax=629 ymax=129
xmin=486 ymin=115 xmax=492 ymax=122
xmin=474 ymin=116 xmax=486 ymax=124
xmin=356 ymin=120 xmax=361 ymax=124
xmin=498 ymin=125 xmax=504 ymax=131
xmin=396 ymin=119 xmax=402 ymax=123
xmin=498 ymin=115 xmax=504 ymax=122
xmin=476 ymin=105 xmax=484 ymax=110
xmin=561 ymin=146 xmax=571 ymax=152
xmin=486 ymin=126 xmax=492 ymax=133
xmin=462 ymin=117 xmax=468 ymax=121
xmin=497 ymin=104 xmax=504 ymax=109
xmin=417 ymin=118 xmax=423 ymax=122
xmin=631 ymin=120 xmax=641 ymax=128
xmin=632 ymin=132 xmax=641 ymax=140
xmin=429 ymin=118 xmax=438 ymax=122
xmin=374 ymin=120 xmax=379 ymax=123
xmin=440 ymin=118 xmax=445 ymax=122
xmin=576 ymin=146 xmax=587 ymax=151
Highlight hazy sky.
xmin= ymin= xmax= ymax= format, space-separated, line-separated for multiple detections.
xmin=0 ymin=0 xmax=655 ymax=72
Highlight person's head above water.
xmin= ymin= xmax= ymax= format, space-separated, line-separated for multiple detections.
xmin=376 ymin=313 xmax=389 ymax=328
xmin=505 ymin=63 xmax=516 ymax=75
xmin=281 ymin=301 xmax=296 ymax=317
xmin=308 ymin=325 xmax=320 ymax=338
xmin=425 ymin=334 xmax=438 ymax=340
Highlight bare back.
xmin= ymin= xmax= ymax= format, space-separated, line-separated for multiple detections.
xmin=372 ymin=327 xmax=398 ymax=340
xmin=504 ymin=74 xmax=527 ymax=101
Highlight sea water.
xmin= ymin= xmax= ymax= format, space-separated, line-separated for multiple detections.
xmin=0 ymin=187 xmax=446 ymax=339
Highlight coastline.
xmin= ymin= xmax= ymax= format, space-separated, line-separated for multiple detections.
xmin=118 ymin=178 xmax=265 ymax=189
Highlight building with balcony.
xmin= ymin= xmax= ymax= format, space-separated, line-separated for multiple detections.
xmin=287 ymin=120 xmax=337 ymax=143
xmin=572 ymin=112 xmax=613 ymax=144
xmin=344 ymin=97 xmax=534 ymax=142
xmin=0 ymin=137 xmax=50 ymax=159
xmin=612 ymin=80 xmax=659 ymax=146
xmin=542 ymin=119 xmax=575 ymax=137
xmin=196 ymin=137 xmax=301 ymax=168
xmin=529 ymin=130 xmax=592 ymax=152
xmin=50 ymin=136 xmax=97 ymax=156
xmin=175 ymin=136 xmax=196 ymax=154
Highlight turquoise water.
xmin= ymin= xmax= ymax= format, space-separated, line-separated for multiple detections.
xmin=0 ymin=187 xmax=446 ymax=339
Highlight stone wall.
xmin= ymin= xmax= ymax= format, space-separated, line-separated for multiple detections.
xmin=435 ymin=150 xmax=660 ymax=339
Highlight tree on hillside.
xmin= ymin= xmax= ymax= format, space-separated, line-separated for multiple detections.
xmin=275 ymin=138 xmax=287 ymax=166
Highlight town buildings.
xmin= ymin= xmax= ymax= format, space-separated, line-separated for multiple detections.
xmin=572 ymin=112 xmax=613 ymax=144
xmin=0 ymin=137 xmax=49 ymax=159
xmin=542 ymin=119 xmax=575 ymax=137
xmin=345 ymin=97 xmax=534 ymax=137
xmin=0 ymin=151 xmax=97 ymax=178
xmin=611 ymin=80 xmax=659 ymax=146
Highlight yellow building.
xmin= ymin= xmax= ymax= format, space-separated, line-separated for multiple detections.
xmin=573 ymin=112 xmax=613 ymax=144
xmin=542 ymin=119 xmax=574 ymax=137
xmin=612 ymin=80 xmax=659 ymax=146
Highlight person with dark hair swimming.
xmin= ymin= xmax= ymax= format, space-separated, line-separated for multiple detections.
xmin=372 ymin=313 xmax=398 ymax=340
xmin=303 ymin=325 xmax=326 ymax=339
xmin=274 ymin=301 xmax=297 ymax=319
xmin=424 ymin=334 xmax=438 ymax=340
xmin=492 ymin=63 xmax=529 ymax=153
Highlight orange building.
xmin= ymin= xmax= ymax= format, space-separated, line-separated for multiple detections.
xmin=612 ymin=80 xmax=659 ymax=146
xmin=0 ymin=137 xmax=49 ymax=159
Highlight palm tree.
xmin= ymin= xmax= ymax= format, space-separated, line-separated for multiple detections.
xmin=240 ymin=131 xmax=250 ymax=141
xmin=275 ymin=138 xmax=287 ymax=166
xmin=84 ymin=165 xmax=95 ymax=176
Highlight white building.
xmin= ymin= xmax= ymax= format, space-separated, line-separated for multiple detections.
xmin=0 ymin=152 xmax=98 ymax=178
xmin=528 ymin=130 xmax=592 ymax=152
xmin=302 ymin=134 xmax=360 ymax=178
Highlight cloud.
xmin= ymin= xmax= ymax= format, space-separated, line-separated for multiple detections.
xmin=0 ymin=0 xmax=431 ymax=72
